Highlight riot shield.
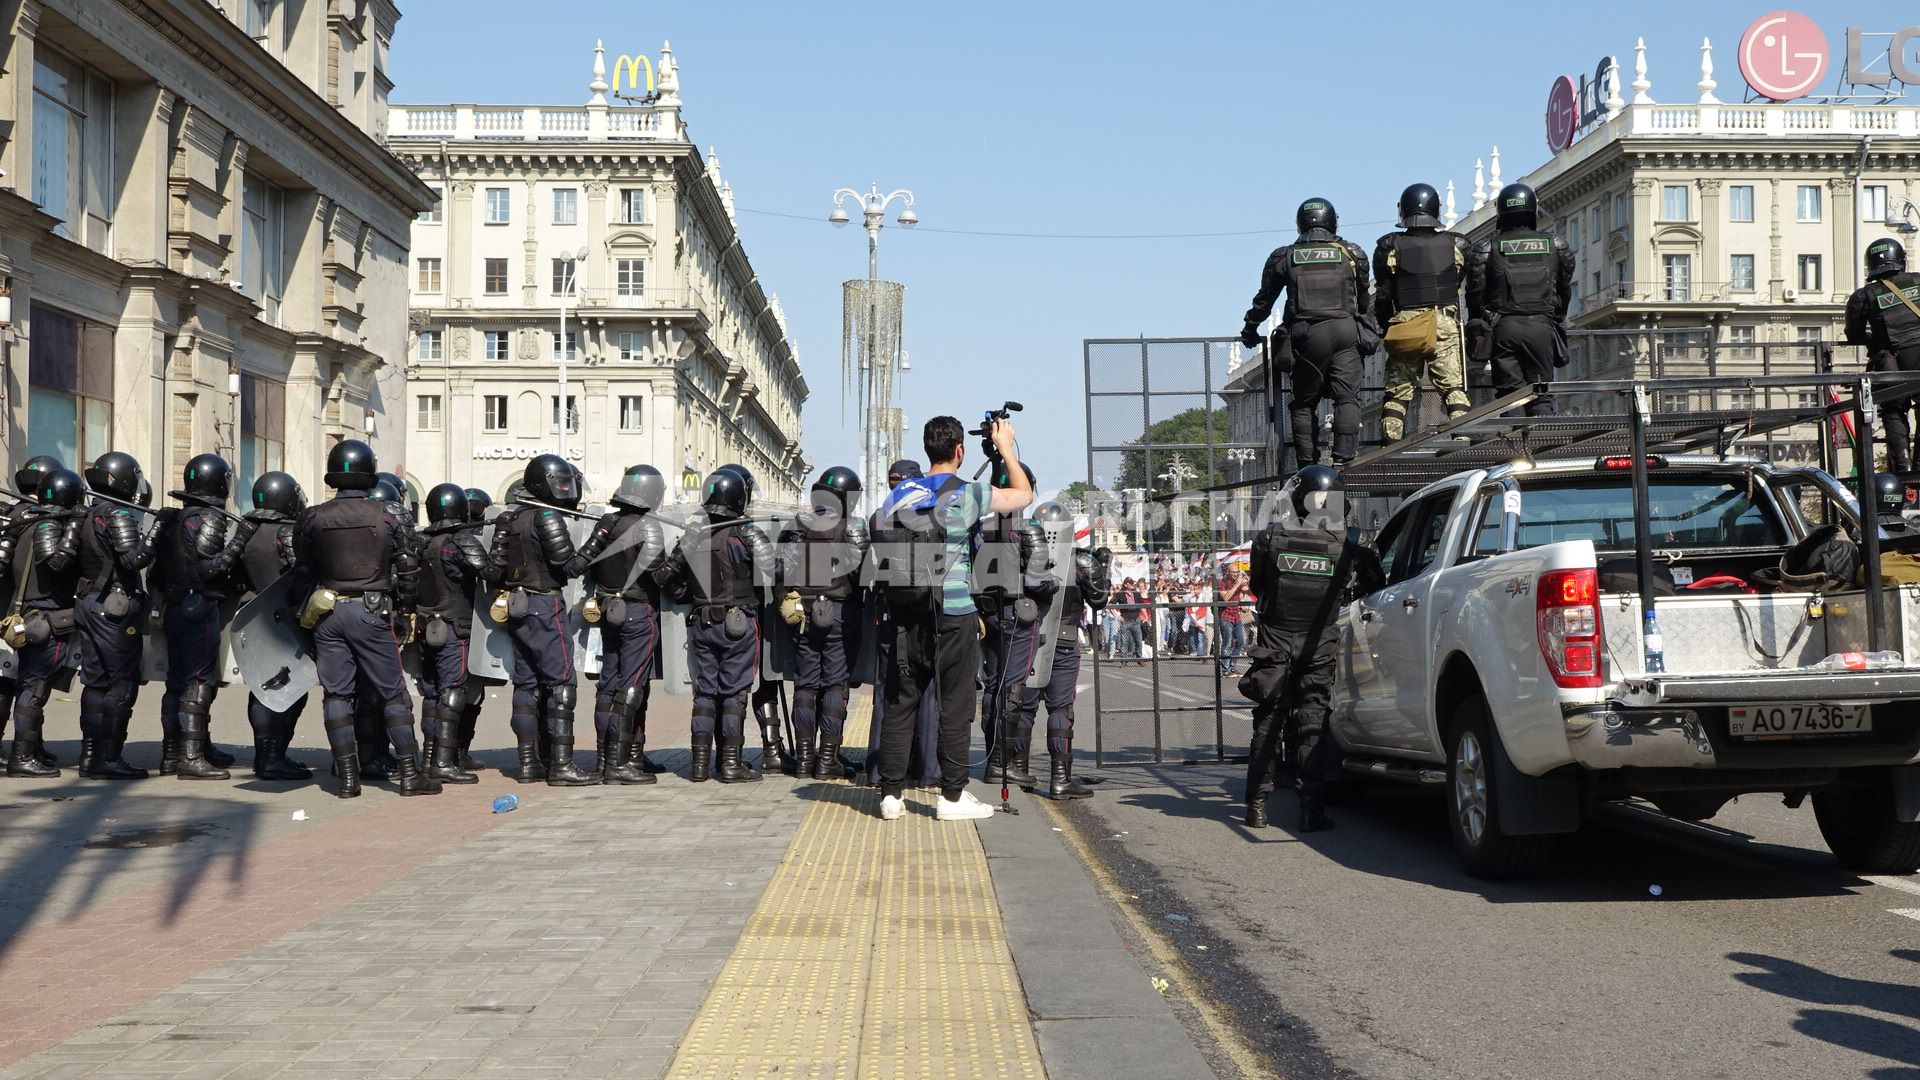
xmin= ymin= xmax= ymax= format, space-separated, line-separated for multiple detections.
xmin=1025 ymin=520 xmax=1078 ymax=689
xmin=229 ymin=572 xmax=318 ymax=712
xmin=471 ymin=512 xmax=603 ymax=681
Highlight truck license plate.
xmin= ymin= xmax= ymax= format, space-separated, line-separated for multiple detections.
xmin=1727 ymin=704 xmax=1870 ymax=739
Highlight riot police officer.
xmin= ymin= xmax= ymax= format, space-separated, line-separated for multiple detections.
xmin=655 ymin=469 xmax=775 ymax=783
xmin=1241 ymin=198 xmax=1376 ymax=466
xmin=576 ymin=464 xmax=670 ymax=785
xmin=5 ymin=468 xmax=84 ymax=777
xmin=1 ymin=454 xmax=65 ymax=768
xmin=976 ymin=464 xmax=1053 ymax=788
xmin=1374 ymin=183 xmax=1473 ymax=442
xmin=295 ymin=439 xmax=434 ymax=798
xmin=1847 ymin=239 xmax=1920 ymax=472
xmin=1240 ymin=466 xmax=1380 ymax=832
xmin=152 ymin=454 xmax=256 ymax=779
xmin=776 ymin=466 xmax=870 ymax=780
xmin=1873 ymin=472 xmax=1919 ymax=538
xmin=455 ymin=487 xmax=496 ymax=769
xmin=488 ymin=455 xmax=594 ymax=786
xmin=413 ymin=483 xmax=493 ymax=785
xmin=1467 ymin=183 xmax=1576 ymax=416
xmin=75 ymin=452 xmax=159 ymax=779
xmin=235 ymin=471 xmax=311 ymax=780
xmin=1014 ymin=518 xmax=1111 ymax=800
xmin=721 ymin=463 xmax=791 ymax=768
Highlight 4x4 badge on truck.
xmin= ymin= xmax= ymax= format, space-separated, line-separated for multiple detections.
xmin=1504 ymin=576 xmax=1532 ymax=597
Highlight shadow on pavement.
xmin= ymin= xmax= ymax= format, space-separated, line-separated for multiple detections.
xmin=1731 ymin=951 xmax=1920 ymax=1078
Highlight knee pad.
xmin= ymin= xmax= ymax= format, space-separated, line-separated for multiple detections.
xmin=104 ymin=683 xmax=138 ymax=713
xmin=442 ymin=685 xmax=470 ymax=716
xmin=180 ymin=681 xmax=217 ymax=712
xmin=1047 ymin=705 xmax=1075 ymax=736
xmin=382 ymin=696 xmax=413 ymax=725
xmin=722 ymin=691 xmax=749 ymax=718
xmin=546 ymin=683 xmax=577 ymax=712
xmin=321 ymin=694 xmax=356 ymax=728
xmin=613 ymin=685 xmax=645 ymax=717
xmin=821 ymin=686 xmax=848 ymax=719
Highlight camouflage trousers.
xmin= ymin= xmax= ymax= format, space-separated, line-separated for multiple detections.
xmin=1381 ymin=305 xmax=1470 ymax=442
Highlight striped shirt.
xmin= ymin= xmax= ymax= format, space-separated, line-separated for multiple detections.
xmin=879 ymin=472 xmax=992 ymax=616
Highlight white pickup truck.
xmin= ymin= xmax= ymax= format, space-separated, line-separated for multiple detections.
xmin=1328 ymin=453 xmax=1920 ymax=879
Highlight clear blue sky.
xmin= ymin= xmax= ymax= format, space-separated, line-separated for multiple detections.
xmin=392 ymin=0 xmax=1859 ymax=488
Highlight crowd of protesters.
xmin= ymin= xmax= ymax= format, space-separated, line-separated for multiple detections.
xmin=1087 ymin=554 xmax=1252 ymax=676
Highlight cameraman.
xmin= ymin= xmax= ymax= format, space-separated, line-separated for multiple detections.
xmin=872 ymin=415 xmax=1032 ymax=821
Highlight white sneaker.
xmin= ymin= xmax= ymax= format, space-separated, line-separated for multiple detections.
xmin=935 ymin=790 xmax=995 ymax=821
xmin=879 ymin=795 xmax=906 ymax=821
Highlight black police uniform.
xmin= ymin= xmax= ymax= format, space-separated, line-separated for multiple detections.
xmin=1846 ymin=267 xmax=1920 ymax=472
xmin=1013 ymin=549 xmax=1111 ymax=799
xmin=5 ymin=498 xmax=82 ymax=777
xmin=413 ymin=521 xmax=492 ymax=784
xmin=577 ymin=503 xmax=668 ymax=784
xmin=153 ymin=498 xmax=255 ymax=779
xmin=1467 ymin=230 xmax=1575 ymax=416
xmin=1239 ymin=510 xmax=1380 ymax=830
xmin=975 ymin=511 xmax=1052 ymax=786
xmin=488 ymin=503 xmax=592 ymax=784
xmin=775 ymin=496 xmax=870 ymax=779
xmin=236 ymin=505 xmax=309 ymax=779
xmin=74 ymin=495 xmax=157 ymax=778
xmin=655 ymin=507 xmax=774 ymax=783
xmin=1242 ymin=232 xmax=1375 ymax=465
xmin=295 ymin=488 xmax=431 ymax=797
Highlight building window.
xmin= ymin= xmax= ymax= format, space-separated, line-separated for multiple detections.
xmin=1730 ymin=254 xmax=1756 ymax=293
xmin=619 ymin=395 xmax=646 ymax=432
xmin=1615 ymin=260 xmax=1628 ymax=287
xmin=237 ymin=373 xmax=284 ymax=501
xmin=239 ymin=173 xmax=286 ymax=323
xmin=484 ymin=258 xmax=508 ymax=294
xmin=551 ymin=258 xmax=577 ymax=296
xmin=1798 ymin=254 xmax=1822 ymax=293
xmin=485 ymin=186 xmax=511 ymax=224
xmin=416 ymin=394 xmax=443 ymax=432
xmin=27 ymin=305 xmax=114 ymax=467
xmin=1728 ymin=325 xmax=1757 ymax=360
xmin=1613 ymin=192 xmax=1629 ymax=228
xmin=1662 ymin=254 xmax=1692 ymax=301
xmin=1591 ymin=206 xmax=1604 ymax=238
xmin=32 ymin=50 xmax=114 ymax=253
xmin=551 ymin=394 xmax=580 ymax=434
xmin=551 ymin=331 xmax=578 ymax=361
xmin=483 ymin=330 xmax=511 ymax=361
xmin=417 ymin=257 xmax=442 ymax=292
xmin=1590 ymin=270 xmax=1602 ymax=299
xmin=619 ymin=188 xmax=646 ymax=224
xmin=417 ymin=331 xmax=442 ymax=361
xmin=483 ymin=395 xmax=509 ymax=433
xmin=1864 ymin=185 xmax=1890 ymax=224
xmin=616 ymin=331 xmax=644 ymax=361
xmin=1567 ymin=217 xmax=1582 ymax=250
xmin=616 ymin=258 xmax=646 ymax=297
xmin=1660 ymin=185 xmax=1690 ymax=222
xmin=1728 ymin=185 xmax=1755 ymax=223
xmin=418 ymin=187 xmax=442 ymax=224
xmin=552 ymin=187 xmax=578 ymax=225
xmin=1796 ymin=185 xmax=1822 ymax=222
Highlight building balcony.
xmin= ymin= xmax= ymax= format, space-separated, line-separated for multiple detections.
xmin=571 ymin=286 xmax=707 ymax=314
xmin=1627 ymin=102 xmax=1920 ymax=138
xmin=386 ymin=104 xmax=683 ymax=144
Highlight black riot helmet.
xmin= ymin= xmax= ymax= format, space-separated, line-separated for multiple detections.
xmin=523 ymin=454 xmax=580 ymax=508
xmin=1876 ymin=472 xmax=1909 ymax=514
xmin=1288 ymin=464 xmax=1345 ymax=522
xmin=812 ymin=465 xmax=862 ymax=500
xmin=612 ymin=463 xmax=666 ymax=513
xmin=181 ymin=453 xmax=233 ymax=503
xmin=14 ymin=455 xmax=62 ymax=496
xmin=991 ymin=461 xmax=1036 ymax=491
xmin=84 ymin=452 xmax=143 ymax=502
xmin=425 ymin=482 xmax=469 ymax=526
xmin=136 ymin=478 xmax=153 ymax=507
xmin=1399 ymin=183 xmax=1443 ymax=229
xmin=250 ymin=471 xmax=305 ymax=516
xmin=702 ymin=468 xmax=748 ymax=521
xmin=1296 ymin=198 xmax=1338 ymax=236
xmin=719 ymin=463 xmax=756 ymax=501
xmin=464 ymin=487 xmax=493 ymax=522
xmin=1868 ymin=237 xmax=1908 ymax=281
xmin=371 ymin=478 xmax=405 ymax=509
xmin=1495 ymin=183 xmax=1538 ymax=230
xmin=325 ymin=439 xmax=378 ymax=490
xmin=37 ymin=468 xmax=85 ymax=510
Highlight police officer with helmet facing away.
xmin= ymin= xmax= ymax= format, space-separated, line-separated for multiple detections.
xmin=775 ymin=465 xmax=870 ymax=780
xmin=1467 ymin=182 xmax=1576 ymax=415
xmin=234 ymin=470 xmax=312 ymax=780
xmin=575 ymin=463 xmax=672 ymax=784
xmin=1374 ymin=183 xmax=1473 ymax=442
xmin=1847 ymin=238 xmax=1920 ymax=473
xmin=412 ymin=483 xmax=494 ymax=786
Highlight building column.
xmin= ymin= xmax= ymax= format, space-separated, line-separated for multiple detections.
xmin=448 ymin=180 xmax=474 ymax=298
xmin=1630 ymin=178 xmax=1655 ymax=295
xmin=1697 ymin=178 xmax=1722 ymax=296
xmin=584 ymin=180 xmax=609 ymax=292
xmin=1767 ymin=178 xmax=1785 ymax=303
xmin=1828 ymin=176 xmax=1855 ymax=298
xmin=4 ymin=1 xmax=41 ymax=186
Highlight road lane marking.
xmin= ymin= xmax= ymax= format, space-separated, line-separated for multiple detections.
xmin=1887 ymin=908 xmax=1920 ymax=921
xmin=1866 ymin=874 xmax=1920 ymax=898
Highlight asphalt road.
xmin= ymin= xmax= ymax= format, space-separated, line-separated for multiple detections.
xmin=1060 ymin=676 xmax=1920 ymax=1079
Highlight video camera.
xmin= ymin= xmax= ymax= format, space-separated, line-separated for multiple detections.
xmin=971 ymin=401 xmax=1023 ymax=463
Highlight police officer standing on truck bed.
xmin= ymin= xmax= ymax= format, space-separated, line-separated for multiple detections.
xmin=0 ymin=454 xmax=65 ymax=769
xmin=1374 ymin=183 xmax=1473 ymax=442
xmin=1467 ymin=182 xmax=1576 ymax=416
xmin=776 ymin=466 xmax=869 ymax=780
xmin=295 ymin=439 xmax=434 ymax=798
xmin=1241 ymin=198 xmax=1377 ymax=466
xmin=413 ymin=483 xmax=493 ymax=786
xmin=576 ymin=463 xmax=671 ymax=784
xmin=4 ymin=469 xmax=85 ymax=777
xmin=1847 ymin=238 xmax=1920 ymax=473
xmin=152 ymin=454 xmax=256 ymax=780
xmin=655 ymin=469 xmax=776 ymax=783
xmin=235 ymin=471 xmax=311 ymax=780
xmin=74 ymin=452 xmax=158 ymax=780
xmin=1240 ymin=465 xmax=1381 ymax=833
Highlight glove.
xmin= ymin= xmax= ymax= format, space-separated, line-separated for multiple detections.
xmin=780 ymin=590 xmax=805 ymax=627
xmin=1239 ymin=326 xmax=1262 ymax=350
xmin=1466 ymin=318 xmax=1493 ymax=364
xmin=1356 ymin=317 xmax=1383 ymax=356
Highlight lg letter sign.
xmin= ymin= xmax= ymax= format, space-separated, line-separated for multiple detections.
xmin=1740 ymin=11 xmax=1830 ymax=100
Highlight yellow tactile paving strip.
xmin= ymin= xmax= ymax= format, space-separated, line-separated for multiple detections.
xmin=666 ymin=693 xmax=1047 ymax=1080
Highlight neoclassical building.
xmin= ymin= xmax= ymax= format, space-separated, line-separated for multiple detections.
xmin=0 ymin=0 xmax=432 ymax=495
xmin=387 ymin=42 xmax=808 ymax=505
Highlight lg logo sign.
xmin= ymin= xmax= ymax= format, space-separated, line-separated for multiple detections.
xmin=1739 ymin=11 xmax=1828 ymax=100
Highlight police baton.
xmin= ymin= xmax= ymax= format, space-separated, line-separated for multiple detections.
xmin=166 ymin=490 xmax=249 ymax=527
xmin=0 ymin=489 xmax=81 ymax=520
xmin=511 ymin=497 xmax=600 ymax=521
xmin=76 ymin=489 xmax=164 ymax=517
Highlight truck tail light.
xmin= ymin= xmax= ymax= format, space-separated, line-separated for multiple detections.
xmin=1537 ymin=567 xmax=1603 ymax=689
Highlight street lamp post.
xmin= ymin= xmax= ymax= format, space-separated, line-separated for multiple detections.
xmin=831 ymin=184 xmax=916 ymax=503
xmin=556 ymin=247 xmax=588 ymax=458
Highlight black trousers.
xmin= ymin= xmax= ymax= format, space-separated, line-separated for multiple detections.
xmin=1238 ymin=625 xmax=1338 ymax=804
xmin=1286 ymin=318 xmax=1363 ymax=464
xmin=1490 ymin=314 xmax=1562 ymax=417
xmin=877 ymin=611 xmax=978 ymax=800
xmin=1876 ymin=345 xmax=1920 ymax=472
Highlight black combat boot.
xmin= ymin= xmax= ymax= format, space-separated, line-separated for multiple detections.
xmin=814 ymin=741 xmax=840 ymax=782
xmin=6 ymin=706 xmax=58 ymax=778
xmin=601 ymin=714 xmax=651 ymax=785
xmin=1246 ymin=793 xmax=1269 ymax=829
xmin=689 ymin=733 xmax=714 ymax=783
xmin=93 ymin=705 xmax=150 ymax=780
xmin=333 ymin=750 xmax=362 ymax=799
xmin=715 ymin=738 xmax=762 ymax=784
xmin=397 ymin=753 xmax=441 ymax=796
xmin=78 ymin=737 xmax=102 ymax=778
xmin=175 ymin=706 xmax=231 ymax=781
xmin=428 ymin=707 xmax=477 ymax=785
xmin=155 ymin=736 xmax=176 ymax=775
xmin=202 ymin=719 xmax=235 ymax=769
xmin=1006 ymin=746 xmax=1037 ymax=788
xmin=793 ymin=731 xmax=817 ymax=780
xmin=456 ymin=705 xmax=482 ymax=772
xmin=1297 ymin=799 xmax=1334 ymax=833
xmin=254 ymin=736 xmax=309 ymax=781
xmin=516 ymin=740 xmax=546 ymax=783
xmin=1048 ymin=755 xmax=1094 ymax=800
xmin=544 ymin=693 xmax=599 ymax=788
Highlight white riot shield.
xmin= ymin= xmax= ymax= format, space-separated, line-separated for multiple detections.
xmin=229 ymin=573 xmax=318 ymax=712
xmin=471 ymin=511 xmax=602 ymax=681
xmin=1025 ymin=521 xmax=1077 ymax=689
